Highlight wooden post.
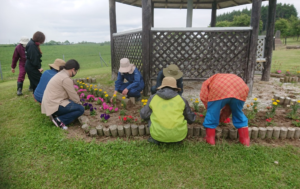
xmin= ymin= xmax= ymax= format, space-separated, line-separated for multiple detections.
xmin=142 ymin=0 xmax=152 ymax=96
xmin=261 ymin=0 xmax=277 ymax=81
xmin=246 ymin=0 xmax=262 ymax=96
xmin=186 ymin=0 xmax=193 ymax=27
xmin=211 ymin=1 xmax=217 ymax=27
xmin=152 ymin=2 xmax=154 ymax=27
xmin=109 ymin=0 xmax=117 ymax=80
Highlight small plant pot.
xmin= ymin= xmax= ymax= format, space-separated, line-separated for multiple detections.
xmin=89 ymin=128 xmax=97 ymax=137
xmin=273 ymin=95 xmax=280 ymax=101
xmin=145 ymin=125 xmax=150 ymax=135
xmin=229 ymin=128 xmax=238 ymax=140
xmin=222 ymin=128 xmax=229 ymax=139
xmin=109 ymin=125 xmax=118 ymax=137
xmin=279 ymin=127 xmax=288 ymax=139
xmin=188 ymin=126 xmax=193 ymax=137
xmin=215 ymin=127 xmax=222 ymax=139
xmin=124 ymin=124 xmax=131 ymax=137
xmin=294 ymin=128 xmax=300 ymax=139
xmin=248 ymin=127 xmax=252 ymax=138
xmin=287 ymin=128 xmax=295 ymax=139
xmin=78 ymin=115 xmax=89 ymax=125
xmin=103 ymin=127 xmax=110 ymax=137
xmin=291 ymin=99 xmax=297 ymax=106
xmin=193 ymin=126 xmax=201 ymax=137
xmin=258 ymin=127 xmax=267 ymax=139
xmin=272 ymin=127 xmax=280 ymax=139
xmin=81 ymin=124 xmax=90 ymax=132
xmin=83 ymin=78 xmax=87 ymax=83
xmin=251 ymin=127 xmax=259 ymax=139
xmin=91 ymin=78 xmax=96 ymax=83
xmin=117 ymin=126 xmax=125 ymax=137
xmin=131 ymin=124 xmax=138 ymax=136
xmin=279 ymin=78 xmax=284 ymax=83
xmin=284 ymin=97 xmax=291 ymax=106
xmin=200 ymin=126 xmax=206 ymax=138
xmin=138 ymin=125 xmax=145 ymax=136
xmin=266 ymin=127 xmax=274 ymax=139
xmin=279 ymin=97 xmax=285 ymax=105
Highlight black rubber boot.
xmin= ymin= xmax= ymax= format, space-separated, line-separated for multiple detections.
xmin=17 ymin=82 xmax=23 ymax=96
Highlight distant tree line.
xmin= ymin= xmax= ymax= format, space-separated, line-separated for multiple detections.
xmin=215 ymin=3 xmax=298 ymax=39
xmin=43 ymin=40 xmax=110 ymax=46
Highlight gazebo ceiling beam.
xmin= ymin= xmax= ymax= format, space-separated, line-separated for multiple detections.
xmin=131 ymin=0 xmax=139 ymax=5
xmin=231 ymin=0 xmax=239 ymax=6
xmin=152 ymin=0 xmax=234 ymax=4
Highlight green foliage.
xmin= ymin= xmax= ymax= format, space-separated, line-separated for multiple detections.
xmin=215 ymin=20 xmax=232 ymax=27
xmin=287 ymin=101 xmax=300 ymax=120
xmin=275 ymin=18 xmax=290 ymax=37
xmin=245 ymin=101 xmax=259 ymax=124
xmin=266 ymin=101 xmax=280 ymax=118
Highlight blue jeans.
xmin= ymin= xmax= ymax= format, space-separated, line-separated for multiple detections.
xmin=117 ymin=83 xmax=143 ymax=97
xmin=53 ymin=100 xmax=84 ymax=125
xmin=203 ymin=98 xmax=248 ymax=129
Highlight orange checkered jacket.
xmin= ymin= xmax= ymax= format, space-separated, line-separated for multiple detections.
xmin=200 ymin=74 xmax=249 ymax=123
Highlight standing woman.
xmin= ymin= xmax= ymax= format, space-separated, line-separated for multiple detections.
xmin=42 ymin=59 xmax=84 ymax=130
xmin=11 ymin=36 xmax=29 ymax=96
xmin=25 ymin=31 xmax=45 ymax=93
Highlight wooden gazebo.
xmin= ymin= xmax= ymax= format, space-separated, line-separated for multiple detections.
xmin=109 ymin=0 xmax=277 ymax=95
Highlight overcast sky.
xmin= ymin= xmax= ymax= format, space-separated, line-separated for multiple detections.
xmin=0 ymin=0 xmax=299 ymax=44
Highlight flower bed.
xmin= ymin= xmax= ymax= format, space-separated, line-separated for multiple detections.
xmin=73 ymin=79 xmax=300 ymax=141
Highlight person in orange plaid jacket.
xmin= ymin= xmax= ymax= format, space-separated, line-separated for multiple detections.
xmin=200 ymin=73 xmax=250 ymax=146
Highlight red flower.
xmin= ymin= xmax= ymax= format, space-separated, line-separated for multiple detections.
xmin=135 ymin=119 xmax=137 ymax=121
xmin=123 ymin=117 xmax=127 ymax=121
xmin=119 ymin=116 xmax=120 ymax=119
xmin=129 ymin=115 xmax=133 ymax=119
xmin=296 ymin=120 xmax=299 ymax=122
xmin=199 ymin=114 xmax=204 ymax=117
xmin=266 ymin=119 xmax=271 ymax=122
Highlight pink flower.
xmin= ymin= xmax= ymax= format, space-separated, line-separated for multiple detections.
xmin=109 ymin=107 xmax=113 ymax=111
xmin=80 ymin=93 xmax=85 ymax=98
xmin=77 ymin=89 xmax=87 ymax=93
xmin=114 ymin=107 xmax=118 ymax=112
xmin=87 ymin=95 xmax=95 ymax=100
xmin=74 ymin=85 xmax=79 ymax=89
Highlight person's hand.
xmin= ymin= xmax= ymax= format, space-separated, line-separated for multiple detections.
xmin=110 ymin=97 xmax=113 ymax=103
xmin=11 ymin=68 xmax=15 ymax=73
xmin=122 ymin=88 xmax=128 ymax=95
xmin=38 ymin=68 xmax=43 ymax=73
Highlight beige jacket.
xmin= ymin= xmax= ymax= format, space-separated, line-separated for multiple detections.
xmin=41 ymin=69 xmax=81 ymax=116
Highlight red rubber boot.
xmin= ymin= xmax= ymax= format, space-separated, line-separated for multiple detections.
xmin=205 ymin=128 xmax=215 ymax=145
xmin=238 ymin=127 xmax=250 ymax=147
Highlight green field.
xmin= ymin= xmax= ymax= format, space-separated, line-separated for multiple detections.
xmin=1 ymin=42 xmax=300 ymax=188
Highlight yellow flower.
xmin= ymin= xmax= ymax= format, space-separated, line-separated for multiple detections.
xmin=90 ymin=85 xmax=92 ymax=87
xmin=253 ymin=98 xmax=257 ymax=101
xmin=87 ymin=77 xmax=89 ymax=79
xmin=195 ymin=98 xmax=198 ymax=101
xmin=190 ymin=99 xmax=193 ymax=101
xmin=80 ymin=86 xmax=83 ymax=88
xmin=104 ymin=91 xmax=107 ymax=94
xmin=105 ymin=94 xmax=108 ymax=97
xmin=113 ymin=94 xmax=116 ymax=97
xmin=195 ymin=101 xmax=199 ymax=103
xmin=121 ymin=104 xmax=124 ymax=106
xmin=286 ymin=70 xmax=289 ymax=72
xmin=94 ymin=85 xmax=97 ymax=87
xmin=122 ymin=96 xmax=126 ymax=99
xmin=276 ymin=100 xmax=280 ymax=102
xmin=94 ymin=88 xmax=97 ymax=90
xmin=99 ymin=89 xmax=102 ymax=92
xmin=297 ymin=100 xmax=300 ymax=103
xmin=77 ymin=80 xmax=79 ymax=82
xmin=145 ymin=99 xmax=148 ymax=102
xmin=141 ymin=99 xmax=145 ymax=102
xmin=273 ymin=102 xmax=278 ymax=106
xmin=272 ymin=99 xmax=274 ymax=101
xmin=143 ymin=102 xmax=147 ymax=105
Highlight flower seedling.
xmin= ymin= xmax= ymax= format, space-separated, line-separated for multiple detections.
xmin=112 ymin=94 xmax=117 ymax=106
xmin=292 ymin=120 xmax=300 ymax=127
xmin=119 ymin=109 xmax=126 ymax=116
xmin=287 ymin=100 xmax=300 ymax=120
xmin=245 ymin=98 xmax=259 ymax=123
xmin=87 ymin=95 xmax=95 ymax=102
xmin=90 ymin=107 xmax=97 ymax=116
xmin=266 ymin=118 xmax=274 ymax=126
xmin=96 ymin=97 xmax=104 ymax=105
xmin=266 ymin=99 xmax=280 ymax=118
xmin=192 ymin=98 xmax=200 ymax=112
xmin=121 ymin=96 xmax=127 ymax=109
xmin=100 ymin=113 xmax=110 ymax=123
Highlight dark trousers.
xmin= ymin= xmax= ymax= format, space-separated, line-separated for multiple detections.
xmin=18 ymin=63 xmax=26 ymax=82
xmin=53 ymin=100 xmax=84 ymax=125
xmin=117 ymin=83 xmax=143 ymax=97
xmin=25 ymin=68 xmax=41 ymax=93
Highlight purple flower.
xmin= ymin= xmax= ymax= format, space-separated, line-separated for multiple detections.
xmin=90 ymin=107 xmax=93 ymax=111
xmin=104 ymin=114 xmax=110 ymax=120
xmin=88 ymin=103 xmax=92 ymax=107
xmin=80 ymin=98 xmax=85 ymax=102
xmin=94 ymin=107 xmax=97 ymax=110
xmin=83 ymin=103 xmax=88 ymax=106
xmin=100 ymin=114 xmax=105 ymax=118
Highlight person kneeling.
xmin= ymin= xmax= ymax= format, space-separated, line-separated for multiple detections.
xmin=112 ymin=58 xmax=144 ymax=100
xmin=140 ymin=77 xmax=195 ymax=144
xmin=41 ymin=59 xmax=84 ymax=130
xmin=200 ymin=73 xmax=250 ymax=146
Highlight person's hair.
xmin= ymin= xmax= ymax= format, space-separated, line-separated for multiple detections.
xmin=59 ymin=59 xmax=80 ymax=71
xmin=32 ymin=31 xmax=45 ymax=44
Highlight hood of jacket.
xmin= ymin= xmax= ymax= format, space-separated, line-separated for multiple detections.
xmin=156 ymin=87 xmax=179 ymax=100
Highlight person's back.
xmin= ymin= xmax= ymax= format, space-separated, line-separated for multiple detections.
xmin=34 ymin=59 xmax=65 ymax=103
xmin=140 ymin=77 xmax=195 ymax=143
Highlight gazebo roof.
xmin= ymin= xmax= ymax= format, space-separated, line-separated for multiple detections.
xmin=116 ymin=0 xmax=268 ymax=9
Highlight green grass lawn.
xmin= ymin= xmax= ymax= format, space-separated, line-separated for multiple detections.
xmin=1 ymin=41 xmax=300 ymax=188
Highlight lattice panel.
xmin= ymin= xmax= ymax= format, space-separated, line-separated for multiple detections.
xmin=113 ymin=32 xmax=143 ymax=75
xmin=151 ymin=30 xmax=251 ymax=80
xmin=255 ymin=61 xmax=264 ymax=74
xmin=257 ymin=36 xmax=266 ymax=59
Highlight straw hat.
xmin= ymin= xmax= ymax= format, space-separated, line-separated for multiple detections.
xmin=163 ymin=64 xmax=183 ymax=80
xmin=48 ymin=59 xmax=66 ymax=71
xmin=119 ymin=58 xmax=134 ymax=73
xmin=157 ymin=77 xmax=181 ymax=91
xmin=19 ymin=36 xmax=29 ymax=45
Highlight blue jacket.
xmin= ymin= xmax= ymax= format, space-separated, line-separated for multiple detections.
xmin=115 ymin=68 xmax=144 ymax=91
xmin=34 ymin=69 xmax=58 ymax=103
